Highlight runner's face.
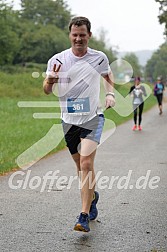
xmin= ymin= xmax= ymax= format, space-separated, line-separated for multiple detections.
xmin=69 ymin=25 xmax=91 ymax=53
xmin=135 ymin=79 xmax=140 ymax=85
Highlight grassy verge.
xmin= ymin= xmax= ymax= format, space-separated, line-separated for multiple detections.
xmin=0 ymin=97 xmax=66 ymax=174
xmin=0 ymin=68 xmax=156 ymax=174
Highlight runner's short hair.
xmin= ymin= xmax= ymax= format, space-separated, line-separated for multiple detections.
xmin=68 ymin=16 xmax=91 ymax=33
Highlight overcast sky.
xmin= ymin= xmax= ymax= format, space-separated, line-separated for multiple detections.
xmin=12 ymin=0 xmax=165 ymax=52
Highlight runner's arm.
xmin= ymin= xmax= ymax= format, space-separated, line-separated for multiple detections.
xmin=43 ymin=77 xmax=58 ymax=95
xmin=102 ymin=71 xmax=115 ymax=108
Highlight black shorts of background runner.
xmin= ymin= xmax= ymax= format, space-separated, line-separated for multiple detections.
xmin=156 ymin=93 xmax=163 ymax=106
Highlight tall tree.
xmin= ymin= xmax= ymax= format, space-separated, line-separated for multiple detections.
xmin=16 ymin=23 xmax=70 ymax=63
xmin=155 ymin=0 xmax=167 ymax=35
xmin=0 ymin=0 xmax=116 ymax=65
xmin=0 ymin=1 xmax=20 ymax=64
xmin=123 ymin=53 xmax=142 ymax=77
xmin=20 ymin=0 xmax=72 ymax=29
xmin=145 ymin=43 xmax=167 ymax=81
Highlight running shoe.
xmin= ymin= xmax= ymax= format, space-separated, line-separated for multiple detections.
xmin=74 ymin=212 xmax=90 ymax=232
xmin=138 ymin=125 xmax=142 ymax=131
xmin=89 ymin=191 xmax=99 ymax=220
xmin=132 ymin=125 xmax=137 ymax=131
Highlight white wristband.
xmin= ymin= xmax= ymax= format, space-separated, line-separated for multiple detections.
xmin=106 ymin=92 xmax=115 ymax=98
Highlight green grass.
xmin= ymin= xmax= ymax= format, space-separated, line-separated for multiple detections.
xmin=0 ymin=67 xmax=66 ymax=174
xmin=0 ymin=67 xmax=157 ymax=174
xmin=0 ymin=97 xmax=65 ymax=174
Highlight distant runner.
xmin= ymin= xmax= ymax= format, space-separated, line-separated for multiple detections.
xmin=129 ymin=77 xmax=147 ymax=131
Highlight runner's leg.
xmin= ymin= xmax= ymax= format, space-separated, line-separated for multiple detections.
xmin=79 ymin=138 xmax=97 ymax=214
xmin=138 ymin=103 xmax=144 ymax=125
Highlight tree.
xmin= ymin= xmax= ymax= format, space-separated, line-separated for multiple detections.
xmin=123 ymin=53 xmax=142 ymax=77
xmin=20 ymin=0 xmax=72 ymax=29
xmin=0 ymin=0 xmax=116 ymax=66
xmin=0 ymin=1 xmax=20 ymax=64
xmin=155 ymin=0 xmax=167 ymax=35
xmin=145 ymin=43 xmax=167 ymax=81
xmin=16 ymin=23 xmax=70 ymax=63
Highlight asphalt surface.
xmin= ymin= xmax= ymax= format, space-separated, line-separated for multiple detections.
xmin=0 ymin=96 xmax=167 ymax=252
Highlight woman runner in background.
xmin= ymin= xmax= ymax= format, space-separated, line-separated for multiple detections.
xmin=129 ymin=77 xmax=147 ymax=131
xmin=154 ymin=76 xmax=165 ymax=115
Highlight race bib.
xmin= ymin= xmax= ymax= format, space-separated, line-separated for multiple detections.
xmin=67 ymin=97 xmax=90 ymax=115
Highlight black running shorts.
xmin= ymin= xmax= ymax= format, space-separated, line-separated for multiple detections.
xmin=62 ymin=114 xmax=105 ymax=155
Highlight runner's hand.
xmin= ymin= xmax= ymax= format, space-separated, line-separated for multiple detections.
xmin=47 ymin=64 xmax=61 ymax=84
xmin=105 ymin=95 xmax=115 ymax=109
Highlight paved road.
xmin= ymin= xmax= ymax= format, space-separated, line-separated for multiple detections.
xmin=0 ymin=98 xmax=167 ymax=252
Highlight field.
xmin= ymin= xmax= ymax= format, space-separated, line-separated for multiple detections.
xmin=0 ymin=65 xmax=156 ymax=174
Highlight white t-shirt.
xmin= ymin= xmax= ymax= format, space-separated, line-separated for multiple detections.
xmin=46 ymin=47 xmax=110 ymax=125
